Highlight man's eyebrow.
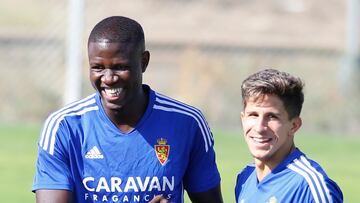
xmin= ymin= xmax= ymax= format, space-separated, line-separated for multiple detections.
xmin=264 ymin=111 xmax=282 ymax=117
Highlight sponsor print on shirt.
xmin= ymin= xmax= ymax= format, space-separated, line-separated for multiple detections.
xmin=82 ymin=176 xmax=175 ymax=202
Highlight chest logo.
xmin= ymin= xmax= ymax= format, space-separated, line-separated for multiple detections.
xmin=155 ymin=138 xmax=170 ymax=165
xmin=267 ymin=196 xmax=277 ymax=203
xmin=85 ymin=146 xmax=104 ymax=159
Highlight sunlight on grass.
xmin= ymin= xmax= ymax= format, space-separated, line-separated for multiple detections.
xmin=1 ymin=124 xmax=359 ymax=202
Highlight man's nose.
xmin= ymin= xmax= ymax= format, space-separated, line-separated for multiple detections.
xmin=254 ymin=117 xmax=268 ymax=133
xmin=101 ymin=69 xmax=119 ymax=83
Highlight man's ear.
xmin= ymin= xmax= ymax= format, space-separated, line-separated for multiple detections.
xmin=240 ymin=111 xmax=245 ymax=125
xmin=290 ymin=117 xmax=302 ymax=136
xmin=141 ymin=51 xmax=150 ymax=73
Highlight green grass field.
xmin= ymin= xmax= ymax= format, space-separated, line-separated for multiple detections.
xmin=1 ymin=124 xmax=359 ymax=202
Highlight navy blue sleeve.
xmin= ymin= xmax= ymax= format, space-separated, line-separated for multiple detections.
xmin=327 ymin=178 xmax=343 ymax=203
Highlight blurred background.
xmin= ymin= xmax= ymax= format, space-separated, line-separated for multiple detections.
xmin=1 ymin=0 xmax=360 ymax=133
xmin=1 ymin=0 xmax=360 ymax=202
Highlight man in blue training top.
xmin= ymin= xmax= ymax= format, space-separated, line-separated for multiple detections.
xmin=32 ymin=16 xmax=223 ymax=203
xmin=235 ymin=69 xmax=343 ymax=203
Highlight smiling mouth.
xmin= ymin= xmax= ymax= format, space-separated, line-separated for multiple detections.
xmin=103 ymin=87 xmax=123 ymax=98
xmin=251 ymin=137 xmax=273 ymax=144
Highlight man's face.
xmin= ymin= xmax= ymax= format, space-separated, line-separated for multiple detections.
xmin=88 ymin=41 xmax=147 ymax=111
xmin=241 ymin=94 xmax=301 ymax=164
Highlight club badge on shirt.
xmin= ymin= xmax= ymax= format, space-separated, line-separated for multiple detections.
xmin=155 ymin=138 xmax=170 ymax=165
xmin=240 ymin=196 xmax=277 ymax=203
xmin=267 ymin=196 xmax=277 ymax=203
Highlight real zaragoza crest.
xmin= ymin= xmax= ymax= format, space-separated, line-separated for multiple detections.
xmin=155 ymin=138 xmax=170 ymax=165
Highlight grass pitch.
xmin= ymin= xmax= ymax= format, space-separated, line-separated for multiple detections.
xmin=0 ymin=124 xmax=359 ymax=202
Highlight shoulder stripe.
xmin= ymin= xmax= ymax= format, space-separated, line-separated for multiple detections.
xmin=47 ymin=105 xmax=99 ymax=155
xmin=294 ymin=159 xmax=327 ymax=202
xmin=287 ymin=156 xmax=333 ymax=203
xmin=154 ymin=92 xmax=213 ymax=142
xmin=300 ymin=156 xmax=333 ymax=203
xmin=154 ymin=93 xmax=213 ymax=152
xmin=153 ymin=104 xmax=210 ymax=152
xmin=39 ymin=94 xmax=96 ymax=147
xmin=39 ymin=94 xmax=98 ymax=155
xmin=287 ymin=163 xmax=321 ymax=203
xmin=40 ymin=96 xmax=96 ymax=149
xmin=155 ymin=93 xmax=213 ymax=143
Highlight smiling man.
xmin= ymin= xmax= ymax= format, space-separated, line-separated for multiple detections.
xmin=235 ymin=69 xmax=343 ymax=203
xmin=32 ymin=16 xmax=222 ymax=203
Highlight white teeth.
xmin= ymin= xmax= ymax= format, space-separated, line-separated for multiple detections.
xmin=104 ymin=88 xmax=122 ymax=97
xmin=252 ymin=137 xmax=271 ymax=143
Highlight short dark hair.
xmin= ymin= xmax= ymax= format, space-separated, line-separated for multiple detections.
xmin=88 ymin=16 xmax=145 ymax=51
xmin=241 ymin=68 xmax=304 ymax=119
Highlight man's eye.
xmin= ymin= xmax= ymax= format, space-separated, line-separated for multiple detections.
xmin=268 ymin=114 xmax=278 ymax=119
xmin=113 ymin=65 xmax=129 ymax=71
xmin=247 ymin=113 xmax=257 ymax=117
xmin=91 ymin=65 xmax=102 ymax=70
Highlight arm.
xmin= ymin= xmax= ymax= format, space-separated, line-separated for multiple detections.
xmin=33 ymin=122 xmax=74 ymax=201
xmin=188 ymin=184 xmax=223 ymax=203
xmin=36 ymin=190 xmax=73 ymax=203
xmin=183 ymin=113 xmax=222 ymax=203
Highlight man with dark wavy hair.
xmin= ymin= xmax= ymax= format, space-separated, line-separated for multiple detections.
xmin=235 ymin=69 xmax=343 ymax=203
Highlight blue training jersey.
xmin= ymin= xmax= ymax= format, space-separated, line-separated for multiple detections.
xmin=32 ymin=85 xmax=221 ymax=203
xmin=235 ymin=148 xmax=343 ymax=203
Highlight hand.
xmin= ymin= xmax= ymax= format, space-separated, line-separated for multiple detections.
xmin=149 ymin=195 xmax=171 ymax=203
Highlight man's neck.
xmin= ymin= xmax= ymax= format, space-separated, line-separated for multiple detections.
xmin=254 ymin=161 xmax=272 ymax=182
xmin=254 ymin=144 xmax=296 ymax=182
xmin=105 ymin=87 xmax=148 ymax=133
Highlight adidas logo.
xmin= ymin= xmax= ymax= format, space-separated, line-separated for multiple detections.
xmin=85 ymin=146 xmax=104 ymax=159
